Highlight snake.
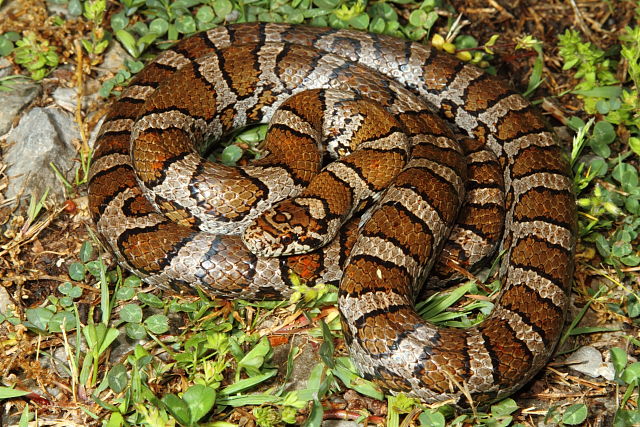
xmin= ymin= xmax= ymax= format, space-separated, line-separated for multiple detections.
xmin=88 ymin=22 xmax=576 ymax=406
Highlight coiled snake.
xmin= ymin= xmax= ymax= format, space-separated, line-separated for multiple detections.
xmin=88 ymin=22 xmax=576 ymax=405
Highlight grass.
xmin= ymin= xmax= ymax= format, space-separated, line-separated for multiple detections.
xmin=0 ymin=0 xmax=639 ymax=426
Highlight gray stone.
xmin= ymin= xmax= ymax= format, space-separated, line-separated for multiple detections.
xmin=0 ymin=57 xmax=13 ymax=78
xmin=566 ymin=345 xmax=615 ymax=381
xmin=0 ymin=81 xmax=42 ymax=136
xmin=4 ymin=107 xmax=80 ymax=202
xmin=53 ymin=87 xmax=84 ymax=113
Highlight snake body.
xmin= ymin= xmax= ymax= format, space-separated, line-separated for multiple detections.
xmin=88 ymin=23 xmax=576 ymax=405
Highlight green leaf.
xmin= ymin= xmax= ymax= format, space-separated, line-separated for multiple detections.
xmin=614 ymin=409 xmax=640 ymax=427
xmin=162 ymin=394 xmax=191 ymax=426
xmin=213 ymin=0 xmax=233 ymax=18
xmin=68 ymin=262 xmax=86 ymax=281
xmin=48 ymin=311 xmax=75 ymax=332
xmin=138 ymin=292 xmax=164 ymax=308
xmin=238 ymin=337 xmax=271 ymax=376
xmin=572 ymin=86 xmax=622 ymax=99
xmin=220 ymin=145 xmax=243 ymax=165
xmin=110 ymin=11 xmax=129 ymax=31
xmin=126 ymin=322 xmax=147 ymax=340
xmin=115 ymin=29 xmax=139 ymax=57
xmin=610 ymin=347 xmax=628 ymax=375
xmin=25 ymin=307 xmax=54 ymax=331
xmin=629 ymin=136 xmax=640 ymax=156
xmin=348 ymin=14 xmax=369 ymax=30
xmin=0 ymin=387 xmax=30 ymax=399
xmin=0 ymin=36 xmax=14 ymax=57
xmin=107 ymin=364 xmax=129 ymax=393
xmin=219 ymin=370 xmax=278 ymax=395
xmin=183 ymin=384 xmax=216 ymax=422
xmin=612 ymin=162 xmax=638 ymax=190
xmin=562 ymin=404 xmax=588 ymax=425
xmin=331 ymin=358 xmax=384 ymax=400
xmin=85 ymin=260 xmax=103 ymax=278
xmin=115 ymin=286 xmax=135 ymax=301
xmin=175 ymin=15 xmax=197 ymax=34
xmin=590 ymin=120 xmax=616 ymax=145
xmin=119 ymin=303 xmax=143 ymax=323
xmin=18 ymin=403 xmax=30 ymax=427
xmin=99 ymin=326 xmax=120 ymax=355
xmin=418 ymin=410 xmax=446 ymax=427
xmin=67 ymin=0 xmax=83 ymax=16
xmin=124 ymin=275 xmax=142 ymax=287
xmin=621 ymin=361 xmax=640 ymax=384
xmin=144 ymin=314 xmax=169 ymax=334
xmin=314 ymin=0 xmax=340 ymax=9
xmin=319 ymin=320 xmax=335 ymax=368
xmin=628 ymin=294 xmax=640 ymax=317
xmin=491 ymin=398 xmax=518 ymax=416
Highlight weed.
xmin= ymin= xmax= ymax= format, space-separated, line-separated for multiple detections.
xmin=12 ymin=32 xmax=60 ymax=80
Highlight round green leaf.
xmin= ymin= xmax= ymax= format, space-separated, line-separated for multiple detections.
xmin=162 ymin=394 xmax=190 ymax=426
xmin=612 ymin=162 xmax=638 ymax=189
xmin=456 ymin=34 xmax=478 ymax=50
xmin=68 ymin=262 xmax=86 ymax=281
xmin=125 ymin=322 xmax=147 ymax=340
xmin=562 ymin=404 xmax=588 ymax=425
xmin=124 ymin=275 xmax=142 ymax=288
xmin=418 ymin=411 xmax=445 ymax=427
xmin=183 ymin=384 xmax=216 ymax=422
xmin=409 ymin=9 xmax=427 ymax=27
xmin=48 ymin=311 xmax=75 ymax=332
xmin=67 ymin=0 xmax=83 ymax=16
xmin=175 ymin=15 xmax=197 ymax=34
xmin=107 ymin=364 xmax=129 ymax=393
xmin=58 ymin=281 xmax=74 ymax=295
xmin=348 ymin=14 xmax=369 ymax=30
xmin=110 ymin=11 xmax=129 ymax=31
xmin=196 ymin=5 xmax=215 ymax=23
xmin=591 ymin=120 xmax=616 ymax=145
xmin=144 ymin=314 xmax=169 ymax=334
xmin=213 ymin=0 xmax=233 ymax=18
xmin=115 ymin=286 xmax=135 ymax=301
xmin=120 ymin=303 xmax=143 ymax=323
xmin=621 ymin=361 xmax=640 ymax=384
xmin=491 ymin=398 xmax=518 ymax=416
xmin=0 ymin=37 xmax=14 ymax=57
xmin=220 ymin=145 xmax=243 ymax=165
xmin=149 ymin=18 xmax=169 ymax=36
xmin=85 ymin=260 xmax=103 ymax=278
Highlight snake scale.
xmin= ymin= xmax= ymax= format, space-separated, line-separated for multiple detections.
xmin=88 ymin=22 xmax=576 ymax=405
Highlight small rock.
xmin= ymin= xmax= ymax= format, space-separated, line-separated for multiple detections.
xmin=53 ymin=86 xmax=87 ymax=112
xmin=566 ymin=346 xmax=615 ymax=381
xmin=4 ymin=107 xmax=80 ymax=203
xmin=0 ymin=81 xmax=42 ymax=136
xmin=0 ymin=58 xmax=13 ymax=78
xmin=101 ymin=41 xmax=131 ymax=76
xmin=0 ymin=285 xmax=13 ymax=316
